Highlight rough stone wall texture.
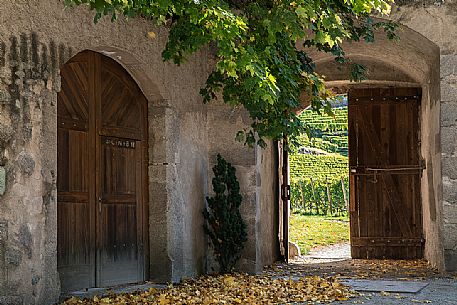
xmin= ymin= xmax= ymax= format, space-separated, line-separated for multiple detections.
xmin=255 ymin=142 xmax=280 ymax=269
xmin=308 ymin=6 xmax=445 ymax=271
xmin=0 ymin=29 xmax=61 ymax=304
xmin=206 ymin=103 xmax=280 ymax=274
xmin=0 ymin=1 xmax=210 ymax=304
xmin=0 ymin=1 xmax=278 ymax=304
xmin=390 ymin=0 xmax=457 ymax=271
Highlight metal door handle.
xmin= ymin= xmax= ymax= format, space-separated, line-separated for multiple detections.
xmin=98 ymin=196 xmax=102 ymax=213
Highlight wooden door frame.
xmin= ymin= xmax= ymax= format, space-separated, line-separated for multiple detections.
xmin=278 ymin=136 xmax=290 ymax=262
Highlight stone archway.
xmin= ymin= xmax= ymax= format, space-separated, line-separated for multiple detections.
xmin=305 ymin=21 xmax=443 ymax=269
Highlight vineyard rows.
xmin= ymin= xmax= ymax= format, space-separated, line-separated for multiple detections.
xmin=291 ymin=106 xmax=349 ymax=216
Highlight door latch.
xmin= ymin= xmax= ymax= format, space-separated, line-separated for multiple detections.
xmin=98 ymin=196 xmax=102 ymax=213
xmin=281 ymin=185 xmax=291 ymax=201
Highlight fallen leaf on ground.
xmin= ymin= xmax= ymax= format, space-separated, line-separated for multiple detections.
xmin=61 ymin=273 xmax=356 ymax=305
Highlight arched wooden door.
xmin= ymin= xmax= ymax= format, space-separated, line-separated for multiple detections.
xmin=57 ymin=51 xmax=148 ymax=292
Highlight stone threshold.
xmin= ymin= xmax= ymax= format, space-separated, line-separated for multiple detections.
xmin=60 ymin=282 xmax=167 ymax=302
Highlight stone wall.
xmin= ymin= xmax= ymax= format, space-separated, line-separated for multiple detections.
xmin=0 ymin=1 xmax=212 ymax=304
xmin=206 ymin=104 xmax=280 ymax=274
xmin=307 ymin=10 xmax=445 ymax=270
xmin=0 ymin=1 xmax=280 ymax=304
xmin=389 ymin=1 xmax=457 ymax=271
xmin=0 ymin=31 xmax=61 ymax=304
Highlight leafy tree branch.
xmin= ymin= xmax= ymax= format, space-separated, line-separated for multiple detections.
xmin=64 ymin=0 xmax=396 ymax=147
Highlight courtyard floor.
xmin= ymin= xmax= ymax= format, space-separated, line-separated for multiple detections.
xmin=61 ymin=246 xmax=457 ymax=305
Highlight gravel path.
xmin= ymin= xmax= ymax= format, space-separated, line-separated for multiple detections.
xmin=306 ymin=242 xmax=351 ymax=259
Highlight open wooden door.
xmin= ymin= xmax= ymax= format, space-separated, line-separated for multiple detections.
xmin=278 ymin=137 xmax=290 ymax=261
xmin=348 ymin=87 xmax=424 ymax=259
xmin=58 ymin=51 xmax=148 ymax=292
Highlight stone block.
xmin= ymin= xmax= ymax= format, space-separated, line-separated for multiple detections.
xmin=441 ymin=101 xmax=457 ymax=127
xmin=445 ymin=249 xmax=457 ymax=272
xmin=440 ymin=55 xmax=457 ymax=78
xmin=148 ymin=106 xmax=180 ymax=165
xmin=443 ymin=224 xmax=457 ymax=250
xmin=443 ymin=202 xmax=457 ymax=224
xmin=442 ymin=176 xmax=457 ymax=204
xmin=440 ymin=126 xmax=457 ymax=155
xmin=441 ymin=80 xmax=457 ymax=102
xmin=442 ymin=156 xmax=457 ymax=180
xmin=0 ymin=297 xmax=22 ymax=305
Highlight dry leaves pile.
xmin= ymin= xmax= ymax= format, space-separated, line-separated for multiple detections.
xmin=268 ymin=259 xmax=440 ymax=280
xmin=62 ymin=274 xmax=355 ymax=305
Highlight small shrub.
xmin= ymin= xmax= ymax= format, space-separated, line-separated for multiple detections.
xmin=203 ymin=154 xmax=247 ymax=274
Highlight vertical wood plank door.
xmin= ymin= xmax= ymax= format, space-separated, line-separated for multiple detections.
xmin=58 ymin=51 xmax=148 ymax=292
xmin=348 ymin=87 xmax=424 ymax=259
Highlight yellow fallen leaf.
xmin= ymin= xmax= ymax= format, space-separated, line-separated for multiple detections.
xmin=147 ymin=31 xmax=156 ymax=39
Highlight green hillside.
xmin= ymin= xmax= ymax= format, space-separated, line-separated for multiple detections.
xmin=290 ymin=107 xmax=349 ymax=216
xmin=296 ymin=107 xmax=348 ymax=156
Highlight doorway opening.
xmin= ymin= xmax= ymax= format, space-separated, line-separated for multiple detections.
xmin=288 ymin=95 xmax=351 ymax=261
xmin=285 ymin=87 xmax=425 ymax=264
xmin=57 ymin=50 xmax=149 ymax=293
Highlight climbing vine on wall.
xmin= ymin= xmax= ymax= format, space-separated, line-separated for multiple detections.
xmin=64 ymin=0 xmax=396 ymax=147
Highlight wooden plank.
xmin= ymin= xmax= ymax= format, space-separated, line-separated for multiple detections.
xmin=57 ymin=52 xmax=95 ymax=292
xmin=348 ymin=87 xmax=423 ymax=259
xmin=356 ymin=106 xmax=413 ymax=237
xmin=58 ymin=50 xmax=148 ymax=292
xmin=97 ymin=53 xmax=145 ymax=286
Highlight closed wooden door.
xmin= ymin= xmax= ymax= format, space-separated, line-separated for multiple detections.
xmin=57 ymin=51 xmax=148 ymax=292
xmin=348 ymin=87 xmax=424 ymax=259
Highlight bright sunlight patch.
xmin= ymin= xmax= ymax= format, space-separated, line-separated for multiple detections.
xmin=289 ymin=214 xmax=350 ymax=255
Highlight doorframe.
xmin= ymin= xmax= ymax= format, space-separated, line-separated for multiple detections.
xmin=278 ymin=136 xmax=290 ymax=262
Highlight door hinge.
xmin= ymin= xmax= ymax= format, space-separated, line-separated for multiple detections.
xmin=420 ymin=158 xmax=426 ymax=170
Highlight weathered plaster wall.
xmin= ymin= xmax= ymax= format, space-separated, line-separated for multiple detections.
xmin=308 ymin=19 xmax=444 ymax=270
xmin=0 ymin=0 xmax=211 ymax=303
xmin=206 ymin=104 xmax=280 ymax=274
xmin=388 ymin=0 xmax=457 ymax=271
xmin=256 ymin=142 xmax=280 ymax=269
xmin=206 ymin=104 xmax=258 ymax=273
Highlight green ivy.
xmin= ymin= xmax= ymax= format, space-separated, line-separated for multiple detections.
xmin=64 ymin=0 xmax=396 ymax=147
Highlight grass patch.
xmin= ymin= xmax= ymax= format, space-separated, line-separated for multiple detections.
xmin=289 ymin=213 xmax=350 ymax=255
